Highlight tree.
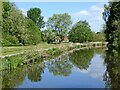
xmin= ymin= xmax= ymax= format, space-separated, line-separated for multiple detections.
xmin=46 ymin=13 xmax=72 ymax=43
xmin=68 ymin=20 xmax=93 ymax=43
xmin=103 ymin=2 xmax=120 ymax=49
xmin=27 ymin=8 xmax=45 ymax=30
xmin=2 ymin=2 xmax=41 ymax=46
xmin=46 ymin=29 xmax=56 ymax=44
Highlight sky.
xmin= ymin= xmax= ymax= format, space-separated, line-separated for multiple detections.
xmin=13 ymin=1 xmax=108 ymax=32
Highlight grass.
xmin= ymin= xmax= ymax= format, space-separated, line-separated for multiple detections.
xmin=1 ymin=41 xmax=107 ymax=70
xmin=2 ymin=42 xmax=70 ymax=56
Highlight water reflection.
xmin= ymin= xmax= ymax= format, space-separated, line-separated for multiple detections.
xmin=69 ymin=49 xmax=94 ymax=70
xmin=1 ymin=63 xmax=45 ymax=88
xmin=0 ymin=48 xmax=120 ymax=88
xmin=103 ymin=49 xmax=120 ymax=88
xmin=46 ymin=55 xmax=73 ymax=76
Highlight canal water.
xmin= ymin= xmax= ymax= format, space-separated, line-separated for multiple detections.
xmin=1 ymin=48 xmax=120 ymax=88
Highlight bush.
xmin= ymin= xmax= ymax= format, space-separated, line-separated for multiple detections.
xmin=46 ymin=48 xmax=61 ymax=55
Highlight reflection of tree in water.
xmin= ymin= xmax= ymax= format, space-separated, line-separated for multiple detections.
xmin=1 ymin=63 xmax=45 ymax=88
xmin=2 ymin=68 xmax=27 ymax=88
xmin=27 ymin=63 xmax=45 ymax=82
xmin=103 ymin=48 xmax=120 ymax=88
xmin=69 ymin=49 xmax=94 ymax=70
xmin=46 ymin=55 xmax=73 ymax=76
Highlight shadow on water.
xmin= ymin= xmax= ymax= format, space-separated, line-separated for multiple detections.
xmin=0 ymin=48 xmax=120 ymax=88
xmin=103 ymin=48 xmax=120 ymax=88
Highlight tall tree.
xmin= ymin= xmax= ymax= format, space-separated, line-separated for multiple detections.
xmin=68 ymin=20 xmax=93 ymax=43
xmin=2 ymin=2 xmax=41 ymax=46
xmin=103 ymin=1 xmax=120 ymax=48
xmin=27 ymin=8 xmax=45 ymax=30
xmin=47 ymin=13 xmax=72 ymax=43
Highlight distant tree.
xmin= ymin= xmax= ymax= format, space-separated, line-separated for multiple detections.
xmin=47 ymin=13 xmax=72 ymax=43
xmin=68 ymin=20 xmax=93 ymax=43
xmin=27 ymin=8 xmax=45 ymax=30
xmin=93 ymin=24 xmax=106 ymax=42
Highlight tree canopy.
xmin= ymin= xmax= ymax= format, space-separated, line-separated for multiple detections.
xmin=68 ymin=20 xmax=94 ymax=43
xmin=27 ymin=8 xmax=45 ymax=30
xmin=2 ymin=2 xmax=42 ymax=46
xmin=103 ymin=1 xmax=120 ymax=49
xmin=46 ymin=13 xmax=72 ymax=43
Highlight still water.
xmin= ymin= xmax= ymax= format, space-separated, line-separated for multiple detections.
xmin=1 ymin=48 xmax=120 ymax=88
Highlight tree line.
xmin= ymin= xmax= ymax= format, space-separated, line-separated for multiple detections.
xmin=1 ymin=1 xmax=106 ymax=46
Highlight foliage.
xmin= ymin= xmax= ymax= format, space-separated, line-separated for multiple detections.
xmin=68 ymin=20 xmax=94 ymax=43
xmin=27 ymin=8 xmax=45 ymax=29
xmin=93 ymin=32 xmax=106 ymax=42
xmin=2 ymin=2 xmax=41 ymax=46
xmin=103 ymin=2 xmax=120 ymax=48
xmin=46 ymin=48 xmax=61 ymax=55
xmin=45 ymin=29 xmax=57 ymax=44
xmin=46 ymin=13 xmax=72 ymax=43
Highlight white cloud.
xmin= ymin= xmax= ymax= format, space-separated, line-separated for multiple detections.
xmin=70 ymin=3 xmax=105 ymax=32
xmin=90 ymin=5 xmax=103 ymax=11
xmin=71 ymin=10 xmax=90 ymax=18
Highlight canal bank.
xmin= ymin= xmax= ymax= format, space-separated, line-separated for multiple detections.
xmin=1 ymin=42 xmax=107 ymax=71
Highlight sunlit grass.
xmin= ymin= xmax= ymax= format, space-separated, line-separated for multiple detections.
xmin=2 ymin=42 xmax=70 ymax=56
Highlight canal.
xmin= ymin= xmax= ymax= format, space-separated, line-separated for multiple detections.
xmin=0 ymin=48 xmax=120 ymax=88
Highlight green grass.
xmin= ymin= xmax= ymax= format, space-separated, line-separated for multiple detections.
xmin=2 ymin=42 xmax=70 ymax=56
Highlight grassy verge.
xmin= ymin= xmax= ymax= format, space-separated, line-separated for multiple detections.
xmin=1 ymin=42 xmax=107 ymax=71
xmin=2 ymin=42 xmax=69 ymax=56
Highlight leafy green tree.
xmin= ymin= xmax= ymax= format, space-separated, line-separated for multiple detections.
xmin=26 ymin=19 xmax=41 ymax=45
xmin=41 ymin=30 xmax=48 ymax=42
xmin=2 ymin=2 xmax=11 ymax=18
xmin=47 ymin=13 xmax=72 ymax=43
xmin=46 ymin=29 xmax=56 ymax=44
xmin=27 ymin=8 xmax=45 ymax=30
xmin=2 ymin=2 xmax=41 ymax=46
xmin=103 ymin=2 xmax=120 ymax=48
xmin=68 ymin=20 xmax=93 ymax=43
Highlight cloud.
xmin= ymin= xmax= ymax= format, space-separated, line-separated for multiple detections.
xmin=70 ymin=3 xmax=105 ymax=32
xmin=90 ymin=5 xmax=103 ymax=11
xmin=71 ymin=10 xmax=90 ymax=18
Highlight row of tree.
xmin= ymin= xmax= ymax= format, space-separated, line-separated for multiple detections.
xmin=1 ymin=1 xmax=106 ymax=46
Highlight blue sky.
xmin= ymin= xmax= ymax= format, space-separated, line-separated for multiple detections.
xmin=14 ymin=2 xmax=108 ymax=32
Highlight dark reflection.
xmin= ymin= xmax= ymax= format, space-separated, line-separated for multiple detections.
xmin=46 ymin=55 xmax=73 ymax=76
xmin=27 ymin=63 xmax=45 ymax=82
xmin=69 ymin=49 xmax=94 ymax=70
xmin=103 ymin=48 xmax=120 ymax=88
xmin=1 ymin=62 xmax=45 ymax=88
